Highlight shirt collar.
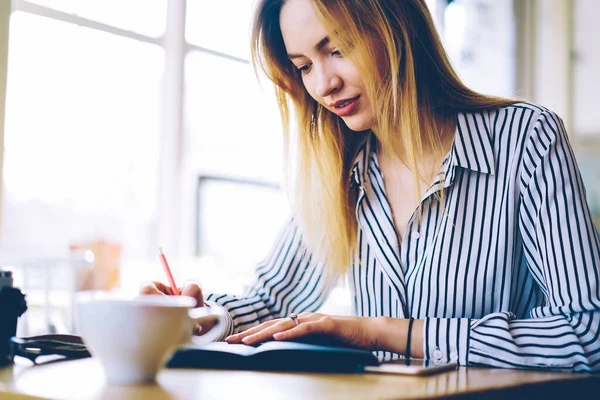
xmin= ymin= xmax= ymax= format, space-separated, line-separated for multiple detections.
xmin=450 ymin=111 xmax=496 ymax=175
xmin=350 ymin=111 xmax=496 ymax=188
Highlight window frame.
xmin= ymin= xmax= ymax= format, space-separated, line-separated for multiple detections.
xmin=10 ymin=0 xmax=258 ymax=259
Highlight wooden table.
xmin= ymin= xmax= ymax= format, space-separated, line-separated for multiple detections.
xmin=1 ymin=357 xmax=599 ymax=400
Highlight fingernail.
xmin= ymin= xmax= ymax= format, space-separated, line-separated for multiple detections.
xmin=242 ymin=336 xmax=253 ymax=343
xmin=273 ymin=333 xmax=283 ymax=340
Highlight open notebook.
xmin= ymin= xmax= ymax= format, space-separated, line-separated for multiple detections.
xmin=166 ymin=340 xmax=380 ymax=373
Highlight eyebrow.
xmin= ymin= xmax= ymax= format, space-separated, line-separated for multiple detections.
xmin=287 ymin=36 xmax=330 ymax=60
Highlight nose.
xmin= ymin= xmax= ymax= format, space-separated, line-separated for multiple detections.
xmin=315 ymin=64 xmax=342 ymax=98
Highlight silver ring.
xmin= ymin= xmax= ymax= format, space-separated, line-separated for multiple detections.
xmin=289 ymin=312 xmax=299 ymax=326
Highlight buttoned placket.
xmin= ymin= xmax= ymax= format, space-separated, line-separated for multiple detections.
xmin=398 ymin=148 xmax=459 ymax=313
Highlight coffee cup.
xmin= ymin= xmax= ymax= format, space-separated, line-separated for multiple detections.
xmin=76 ymin=295 xmax=226 ymax=385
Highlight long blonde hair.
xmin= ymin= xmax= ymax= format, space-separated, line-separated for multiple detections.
xmin=251 ymin=0 xmax=517 ymax=277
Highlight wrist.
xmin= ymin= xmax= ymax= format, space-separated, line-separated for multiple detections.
xmin=372 ymin=317 xmax=424 ymax=358
xmin=372 ymin=316 xmax=395 ymax=351
xmin=410 ymin=319 xmax=424 ymax=358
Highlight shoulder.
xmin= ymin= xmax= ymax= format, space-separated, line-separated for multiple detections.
xmin=458 ymin=102 xmax=572 ymax=188
xmin=461 ymin=101 xmax=566 ymax=147
xmin=489 ymin=101 xmax=563 ymax=135
xmin=488 ymin=103 xmax=573 ymax=191
xmin=504 ymin=102 xmax=567 ymax=149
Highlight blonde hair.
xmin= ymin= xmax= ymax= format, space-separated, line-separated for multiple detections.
xmin=251 ymin=0 xmax=517 ymax=277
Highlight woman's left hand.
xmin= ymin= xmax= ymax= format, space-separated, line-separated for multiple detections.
xmin=225 ymin=312 xmax=384 ymax=350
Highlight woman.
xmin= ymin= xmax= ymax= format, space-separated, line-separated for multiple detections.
xmin=142 ymin=0 xmax=600 ymax=371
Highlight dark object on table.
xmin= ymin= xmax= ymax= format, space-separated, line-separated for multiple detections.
xmin=9 ymin=334 xmax=90 ymax=364
xmin=166 ymin=340 xmax=380 ymax=373
xmin=0 ymin=269 xmax=28 ymax=366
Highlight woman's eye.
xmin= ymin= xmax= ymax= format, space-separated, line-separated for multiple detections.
xmin=297 ymin=64 xmax=311 ymax=74
xmin=331 ymin=49 xmax=343 ymax=57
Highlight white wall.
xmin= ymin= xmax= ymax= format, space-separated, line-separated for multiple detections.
xmin=444 ymin=0 xmax=516 ymax=98
xmin=534 ymin=0 xmax=572 ymax=128
xmin=0 ymin=0 xmax=11 ymax=246
xmin=516 ymin=0 xmax=572 ymax=131
xmin=517 ymin=0 xmax=600 ymax=139
xmin=573 ymin=0 xmax=600 ymax=137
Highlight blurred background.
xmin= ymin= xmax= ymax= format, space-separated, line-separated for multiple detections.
xmin=0 ymin=0 xmax=598 ymax=335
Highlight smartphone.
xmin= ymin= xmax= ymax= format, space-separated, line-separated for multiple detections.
xmin=364 ymin=358 xmax=458 ymax=376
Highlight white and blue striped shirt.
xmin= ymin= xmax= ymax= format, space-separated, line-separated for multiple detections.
xmin=207 ymin=102 xmax=600 ymax=372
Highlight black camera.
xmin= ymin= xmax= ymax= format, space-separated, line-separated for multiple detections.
xmin=0 ymin=269 xmax=27 ymax=366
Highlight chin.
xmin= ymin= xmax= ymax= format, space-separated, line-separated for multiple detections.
xmin=342 ymin=117 xmax=375 ymax=132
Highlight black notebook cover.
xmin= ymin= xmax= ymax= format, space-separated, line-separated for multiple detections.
xmin=166 ymin=340 xmax=380 ymax=373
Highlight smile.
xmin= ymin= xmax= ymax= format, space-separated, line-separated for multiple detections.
xmin=331 ymin=96 xmax=361 ymax=117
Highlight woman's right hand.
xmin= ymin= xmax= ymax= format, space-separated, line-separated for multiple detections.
xmin=139 ymin=280 xmax=205 ymax=308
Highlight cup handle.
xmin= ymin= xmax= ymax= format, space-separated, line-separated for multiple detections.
xmin=187 ymin=307 xmax=227 ymax=345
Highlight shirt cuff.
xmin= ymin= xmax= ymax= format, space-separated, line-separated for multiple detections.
xmin=204 ymin=300 xmax=235 ymax=342
xmin=423 ymin=317 xmax=471 ymax=366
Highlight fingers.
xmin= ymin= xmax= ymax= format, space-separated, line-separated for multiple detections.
xmin=226 ymin=313 xmax=325 ymax=345
xmin=139 ymin=280 xmax=203 ymax=305
xmin=180 ymin=281 xmax=204 ymax=307
xmin=238 ymin=318 xmax=300 ymax=345
xmin=273 ymin=319 xmax=330 ymax=341
xmin=194 ymin=315 xmax=218 ymax=336
xmin=225 ymin=320 xmax=281 ymax=344
xmin=139 ymin=281 xmax=173 ymax=296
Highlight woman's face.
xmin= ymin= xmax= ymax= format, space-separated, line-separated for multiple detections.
xmin=279 ymin=0 xmax=376 ymax=132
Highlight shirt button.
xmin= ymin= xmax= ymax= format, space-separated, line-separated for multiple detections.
xmin=413 ymin=232 xmax=421 ymax=239
xmin=433 ymin=349 xmax=443 ymax=360
xmin=450 ymin=352 xmax=458 ymax=361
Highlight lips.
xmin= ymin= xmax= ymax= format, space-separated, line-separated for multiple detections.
xmin=330 ymin=96 xmax=361 ymax=117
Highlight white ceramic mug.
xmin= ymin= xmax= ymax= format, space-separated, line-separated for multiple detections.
xmin=76 ymin=295 xmax=226 ymax=385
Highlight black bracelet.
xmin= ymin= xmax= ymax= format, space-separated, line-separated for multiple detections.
xmin=406 ymin=317 xmax=415 ymax=363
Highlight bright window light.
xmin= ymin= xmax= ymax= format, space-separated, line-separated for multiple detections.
xmin=3 ymin=11 xmax=162 ymax=258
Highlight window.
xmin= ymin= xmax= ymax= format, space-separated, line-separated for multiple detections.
xmin=196 ymin=176 xmax=286 ymax=269
xmin=184 ymin=51 xmax=282 ymax=182
xmin=2 ymin=1 xmax=288 ymax=305
xmin=25 ymin=0 xmax=167 ymax=37
xmin=2 ymin=1 xmax=169 ymax=336
xmin=183 ymin=1 xmax=288 ymax=270
xmin=185 ymin=0 xmax=254 ymax=59
xmin=3 ymin=9 xmax=162 ymax=260
xmin=438 ymin=0 xmax=516 ymax=98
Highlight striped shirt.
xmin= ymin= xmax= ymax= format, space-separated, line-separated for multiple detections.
xmin=207 ymin=102 xmax=600 ymax=372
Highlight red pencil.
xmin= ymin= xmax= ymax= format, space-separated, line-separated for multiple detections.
xmin=159 ymin=247 xmax=180 ymax=296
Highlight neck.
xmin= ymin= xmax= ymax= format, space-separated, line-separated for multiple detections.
xmin=376 ymin=115 xmax=455 ymax=165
